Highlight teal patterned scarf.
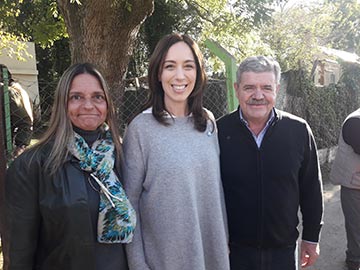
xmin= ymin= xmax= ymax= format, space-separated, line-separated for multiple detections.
xmin=69 ymin=127 xmax=136 ymax=243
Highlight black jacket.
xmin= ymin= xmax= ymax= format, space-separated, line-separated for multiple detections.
xmin=3 ymin=143 xmax=127 ymax=270
xmin=217 ymin=108 xmax=323 ymax=248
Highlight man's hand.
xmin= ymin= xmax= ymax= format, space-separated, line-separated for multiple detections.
xmin=300 ymin=241 xmax=320 ymax=268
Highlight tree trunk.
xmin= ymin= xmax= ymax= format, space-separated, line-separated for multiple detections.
xmin=57 ymin=0 xmax=154 ymax=100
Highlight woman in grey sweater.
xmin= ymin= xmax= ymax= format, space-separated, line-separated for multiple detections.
xmin=123 ymin=33 xmax=230 ymax=270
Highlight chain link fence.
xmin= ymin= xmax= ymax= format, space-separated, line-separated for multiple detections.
xmin=118 ymin=78 xmax=228 ymax=133
xmin=1 ymin=76 xmax=228 ymax=165
xmin=35 ymin=78 xmax=228 ymax=135
xmin=2 ymin=66 xmax=360 ymax=172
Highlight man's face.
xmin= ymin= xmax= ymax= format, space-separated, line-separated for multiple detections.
xmin=235 ymin=71 xmax=279 ymax=125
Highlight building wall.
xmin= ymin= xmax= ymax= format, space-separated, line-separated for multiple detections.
xmin=0 ymin=42 xmax=39 ymax=103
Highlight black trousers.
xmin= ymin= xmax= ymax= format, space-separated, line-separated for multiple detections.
xmin=229 ymin=244 xmax=297 ymax=270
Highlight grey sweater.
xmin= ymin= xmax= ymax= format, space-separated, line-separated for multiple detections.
xmin=123 ymin=109 xmax=230 ymax=270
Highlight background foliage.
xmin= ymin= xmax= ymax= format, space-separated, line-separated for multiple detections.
xmin=1 ymin=0 xmax=359 ymax=76
xmin=1 ymin=0 xmax=360 ymax=149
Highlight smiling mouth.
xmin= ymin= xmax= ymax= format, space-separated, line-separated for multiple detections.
xmin=78 ymin=114 xmax=99 ymax=117
xmin=249 ymin=104 xmax=267 ymax=106
xmin=172 ymin=85 xmax=187 ymax=92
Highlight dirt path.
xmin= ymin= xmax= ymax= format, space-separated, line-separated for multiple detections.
xmin=305 ymin=182 xmax=347 ymax=270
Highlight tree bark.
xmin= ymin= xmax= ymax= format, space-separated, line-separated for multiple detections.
xmin=57 ymin=0 xmax=154 ymax=97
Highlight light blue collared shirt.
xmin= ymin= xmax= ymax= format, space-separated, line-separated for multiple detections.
xmin=239 ymin=109 xmax=275 ymax=148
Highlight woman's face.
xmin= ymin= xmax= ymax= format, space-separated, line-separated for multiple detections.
xmin=159 ymin=41 xmax=197 ymax=115
xmin=67 ymin=73 xmax=108 ymax=131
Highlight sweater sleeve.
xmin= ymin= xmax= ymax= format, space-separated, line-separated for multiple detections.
xmin=299 ymin=123 xmax=324 ymax=243
xmin=4 ymin=151 xmax=41 ymax=269
xmin=342 ymin=118 xmax=360 ymax=154
xmin=122 ymin=119 xmax=151 ymax=270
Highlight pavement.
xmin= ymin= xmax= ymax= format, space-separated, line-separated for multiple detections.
xmin=304 ymin=182 xmax=348 ymax=270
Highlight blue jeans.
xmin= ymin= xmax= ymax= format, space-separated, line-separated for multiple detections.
xmin=229 ymin=244 xmax=298 ymax=270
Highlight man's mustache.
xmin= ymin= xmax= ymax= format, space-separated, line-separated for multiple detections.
xmin=246 ymin=99 xmax=268 ymax=105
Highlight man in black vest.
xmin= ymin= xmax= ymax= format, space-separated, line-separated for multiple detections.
xmin=217 ymin=56 xmax=323 ymax=270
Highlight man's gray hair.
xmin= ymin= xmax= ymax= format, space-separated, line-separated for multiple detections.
xmin=236 ymin=56 xmax=281 ymax=84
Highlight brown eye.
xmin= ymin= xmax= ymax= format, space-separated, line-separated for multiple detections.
xmin=184 ymin=64 xmax=195 ymax=70
xmin=94 ymin=95 xmax=105 ymax=100
xmin=244 ymin=87 xmax=254 ymax=92
xmin=69 ymin=95 xmax=81 ymax=100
